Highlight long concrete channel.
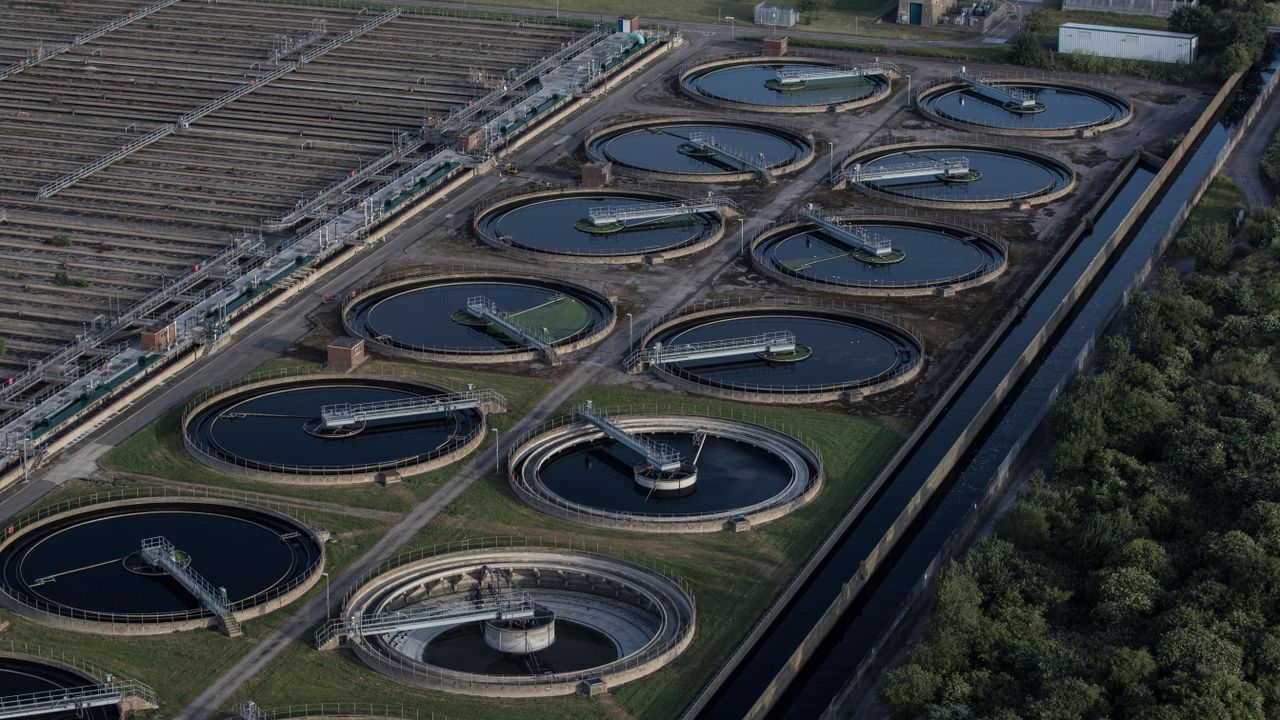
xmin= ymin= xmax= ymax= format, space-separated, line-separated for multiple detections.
xmin=690 ymin=51 xmax=1280 ymax=720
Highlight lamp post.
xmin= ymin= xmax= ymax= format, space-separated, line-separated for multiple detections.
xmin=827 ymin=140 xmax=835 ymax=179
xmin=491 ymin=428 xmax=500 ymax=473
xmin=738 ymin=217 xmax=745 ymax=256
xmin=625 ymin=312 xmax=634 ymax=347
xmin=321 ymin=571 xmax=331 ymax=619
xmin=724 ymin=15 xmax=735 ymax=36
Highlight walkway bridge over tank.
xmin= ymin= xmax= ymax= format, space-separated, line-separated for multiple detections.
xmin=685 ymin=132 xmax=773 ymax=182
xmin=464 ymin=296 xmax=561 ymax=365
xmin=956 ymin=70 xmax=1038 ymax=109
xmin=800 ymin=207 xmax=894 ymax=257
xmin=314 ymin=567 xmax=535 ymax=651
xmin=140 ymin=536 xmax=243 ymax=637
xmin=774 ymin=62 xmax=896 ymax=85
xmin=842 ymin=156 xmax=970 ymax=183
xmin=587 ymin=196 xmax=731 ymax=227
xmin=577 ymin=400 xmax=684 ymax=472
xmin=318 ymin=389 xmax=506 ymax=430
xmin=627 ymin=332 xmax=797 ymax=373
xmin=0 ymin=680 xmax=156 ymax=719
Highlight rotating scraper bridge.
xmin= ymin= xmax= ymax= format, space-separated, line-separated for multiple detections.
xmin=0 ymin=0 xmax=665 ymax=472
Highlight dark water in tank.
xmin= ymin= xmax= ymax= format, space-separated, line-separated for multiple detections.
xmin=688 ymin=64 xmax=882 ymax=106
xmin=191 ymin=384 xmax=479 ymax=471
xmin=356 ymin=281 xmax=604 ymax=352
xmin=424 ymin=619 xmax=619 ymax=674
xmin=0 ymin=658 xmax=118 ymax=719
xmin=479 ymin=195 xmax=718 ymax=256
xmin=540 ymin=432 xmax=792 ymax=514
xmin=0 ymin=508 xmax=318 ymax=617
xmin=925 ymin=85 xmax=1130 ymax=130
xmin=760 ymin=223 xmax=1003 ymax=288
xmin=860 ymin=148 xmax=1071 ymax=202
xmin=653 ymin=314 xmax=911 ymax=391
xmin=593 ymin=124 xmax=811 ymax=174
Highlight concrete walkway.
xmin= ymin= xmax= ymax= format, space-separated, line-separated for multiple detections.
xmin=1226 ymin=75 xmax=1280 ymax=209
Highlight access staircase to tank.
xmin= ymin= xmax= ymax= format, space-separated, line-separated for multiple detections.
xmin=139 ymin=536 xmax=243 ymax=637
xmin=800 ymin=207 xmax=894 ymax=257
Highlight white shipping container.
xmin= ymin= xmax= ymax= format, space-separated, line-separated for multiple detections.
xmin=1058 ymin=22 xmax=1198 ymax=63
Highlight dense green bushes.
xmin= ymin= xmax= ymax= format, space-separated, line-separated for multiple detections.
xmin=880 ymin=196 xmax=1280 ymax=718
xmin=1262 ymin=128 xmax=1280 ymax=195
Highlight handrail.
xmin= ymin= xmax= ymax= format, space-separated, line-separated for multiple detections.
xmin=0 ymin=0 xmax=182 ymax=81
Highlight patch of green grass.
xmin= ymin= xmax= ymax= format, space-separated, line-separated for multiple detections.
xmin=1180 ymin=175 xmax=1246 ymax=234
xmin=238 ymin=382 xmax=904 ymax=719
xmin=509 ymin=296 xmax=591 ymax=339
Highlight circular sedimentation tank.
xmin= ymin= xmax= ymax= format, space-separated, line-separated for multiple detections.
xmin=342 ymin=273 xmax=615 ymax=363
xmin=917 ymin=79 xmax=1132 ymax=137
xmin=338 ymin=547 xmax=695 ymax=696
xmin=0 ymin=497 xmax=323 ymax=634
xmin=0 ymin=655 xmax=119 ymax=719
xmin=752 ymin=216 xmax=1007 ymax=296
xmin=474 ymin=189 xmax=724 ymax=263
xmin=841 ymin=142 xmax=1074 ymax=209
xmin=634 ymin=305 xmax=922 ymax=403
xmin=585 ymin=117 xmax=814 ymax=182
xmin=679 ymin=57 xmax=892 ymax=113
xmin=510 ymin=413 xmax=823 ymax=532
xmin=183 ymin=374 xmax=493 ymax=483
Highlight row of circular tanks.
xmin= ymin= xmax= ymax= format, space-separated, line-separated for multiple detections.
xmin=0 ymin=56 xmax=1137 ymax=707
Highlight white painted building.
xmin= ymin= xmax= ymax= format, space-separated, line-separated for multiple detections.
xmin=1058 ymin=23 xmax=1198 ymax=63
xmin=754 ymin=2 xmax=800 ymax=27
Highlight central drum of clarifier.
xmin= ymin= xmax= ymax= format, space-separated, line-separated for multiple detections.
xmin=336 ymin=547 xmax=695 ymax=697
xmin=510 ymin=415 xmax=823 ymax=532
